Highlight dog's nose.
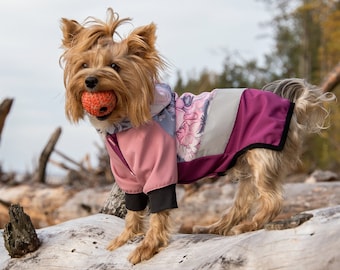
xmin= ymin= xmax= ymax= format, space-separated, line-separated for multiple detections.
xmin=85 ymin=77 xmax=98 ymax=89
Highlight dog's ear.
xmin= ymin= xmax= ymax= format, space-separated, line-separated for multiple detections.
xmin=60 ymin=18 xmax=84 ymax=48
xmin=126 ymin=23 xmax=157 ymax=58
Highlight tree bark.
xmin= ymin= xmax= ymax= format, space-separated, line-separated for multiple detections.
xmin=99 ymin=182 xmax=126 ymax=219
xmin=3 ymin=204 xmax=40 ymax=258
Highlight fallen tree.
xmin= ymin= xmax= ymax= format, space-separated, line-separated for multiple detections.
xmin=1 ymin=205 xmax=340 ymax=269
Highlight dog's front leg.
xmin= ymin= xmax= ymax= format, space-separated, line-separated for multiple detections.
xmin=128 ymin=209 xmax=171 ymax=264
xmin=107 ymin=210 xmax=145 ymax=251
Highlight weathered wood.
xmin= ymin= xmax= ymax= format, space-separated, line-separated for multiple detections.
xmin=1 ymin=206 xmax=339 ymax=269
xmin=305 ymin=169 xmax=338 ymax=183
xmin=33 ymin=127 xmax=62 ymax=183
xmin=48 ymin=158 xmax=74 ymax=171
xmin=2 ymin=204 xmax=40 ymax=258
xmin=99 ymin=182 xmax=127 ymax=218
xmin=1 ymin=180 xmax=340 ymax=230
xmin=0 ymin=199 xmax=11 ymax=208
xmin=0 ymin=98 xmax=13 ymax=142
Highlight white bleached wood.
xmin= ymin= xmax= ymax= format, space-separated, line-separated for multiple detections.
xmin=1 ymin=206 xmax=340 ymax=269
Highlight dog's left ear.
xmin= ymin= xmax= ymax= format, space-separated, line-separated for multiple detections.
xmin=60 ymin=18 xmax=84 ymax=48
xmin=126 ymin=23 xmax=157 ymax=58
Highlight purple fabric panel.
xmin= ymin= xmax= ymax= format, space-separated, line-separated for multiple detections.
xmin=178 ymin=154 xmax=230 ymax=184
xmin=107 ymin=134 xmax=131 ymax=172
xmin=177 ymin=89 xmax=293 ymax=184
xmin=226 ymin=89 xmax=292 ymax=152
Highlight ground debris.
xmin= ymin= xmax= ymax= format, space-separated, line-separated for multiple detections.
xmin=3 ymin=204 xmax=40 ymax=258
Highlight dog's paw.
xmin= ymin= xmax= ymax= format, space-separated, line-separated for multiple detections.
xmin=193 ymin=224 xmax=231 ymax=235
xmin=107 ymin=237 xmax=125 ymax=251
xmin=228 ymin=222 xmax=257 ymax=235
xmin=128 ymin=241 xmax=161 ymax=264
xmin=107 ymin=230 xmax=145 ymax=251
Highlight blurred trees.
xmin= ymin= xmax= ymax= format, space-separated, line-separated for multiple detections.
xmin=172 ymin=0 xmax=340 ymax=172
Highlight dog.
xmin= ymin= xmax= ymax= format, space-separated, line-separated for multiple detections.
xmin=60 ymin=8 xmax=335 ymax=264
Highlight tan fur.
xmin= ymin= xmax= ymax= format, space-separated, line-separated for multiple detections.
xmin=60 ymin=8 xmax=165 ymax=127
xmin=194 ymin=79 xmax=335 ymax=236
xmin=128 ymin=210 xmax=171 ymax=264
xmin=107 ymin=210 xmax=145 ymax=251
xmin=60 ymin=8 xmax=336 ymax=264
xmin=107 ymin=209 xmax=171 ymax=264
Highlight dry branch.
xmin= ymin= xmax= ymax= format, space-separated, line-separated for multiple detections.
xmin=321 ymin=62 xmax=340 ymax=92
xmin=33 ymin=127 xmax=62 ymax=183
xmin=54 ymin=149 xmax=87 ymax=171
xmin=48 ymin=158 xmax=75 ymax=171
xmin=0 ymin=98 xmax=13 ymax=142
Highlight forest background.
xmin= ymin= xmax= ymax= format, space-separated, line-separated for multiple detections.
xmin=173 ymin=0 xmax=340 ymax=173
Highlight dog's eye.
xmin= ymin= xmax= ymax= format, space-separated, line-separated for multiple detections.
xmin=110 ymin=63 xmax=120 ymax=73
xmin=82 ymin=63 xmax=88 ymax=68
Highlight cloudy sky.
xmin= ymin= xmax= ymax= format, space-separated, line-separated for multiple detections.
xmin=0 ymin=0 xmax=273 ymax=176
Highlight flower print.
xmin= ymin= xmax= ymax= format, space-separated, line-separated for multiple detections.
xmin=175 ymin=91 xmax=215 ymax=161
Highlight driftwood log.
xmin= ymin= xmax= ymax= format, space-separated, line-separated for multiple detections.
xmin=99 ymin=182 xmax=126 ymax=218
xmin=3 ymin=204 xmax=40 ymax=258
xmin=0 ymin=206 xmax=340 ymax=269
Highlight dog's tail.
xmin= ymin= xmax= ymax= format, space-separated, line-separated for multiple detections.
xmin=262 ymin=78 xmax=336 ymax=134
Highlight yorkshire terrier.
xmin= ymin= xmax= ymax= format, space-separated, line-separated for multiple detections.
xmin=60 ymin=8 xmax=335 ymax=264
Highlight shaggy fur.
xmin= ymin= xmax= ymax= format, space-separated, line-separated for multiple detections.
xmin=60 ymin=8 xmax=335 ymax=264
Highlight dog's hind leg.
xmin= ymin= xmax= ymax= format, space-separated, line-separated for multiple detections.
xmin=107 ymin=210 xmax=145 ymax=251
xmin=229 ymin=150 xmax=284 ymax=235
xmin=193 ymin=175 xmax=257 ymax=236
xmin=128 ymin=210 xmax=171 ymax=264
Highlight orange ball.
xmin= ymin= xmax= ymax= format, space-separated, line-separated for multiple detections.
xmin=81 ymin=91 xmax=116 ymax=117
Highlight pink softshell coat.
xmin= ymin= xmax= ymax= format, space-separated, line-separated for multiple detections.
xmin=102 ymin=84 xmax=294 ymax=213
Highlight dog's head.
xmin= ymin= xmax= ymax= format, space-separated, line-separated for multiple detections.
xmin=60 ymin=8 xmax=165 ymax=128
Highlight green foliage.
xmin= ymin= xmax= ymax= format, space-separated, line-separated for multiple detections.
xmin=302 ymin=86 xmax=340 ymax=172
xmin=174 ymin=55 xmax=272 ymax=95
xmin=172 ymin=0 xmax=340 ymax=173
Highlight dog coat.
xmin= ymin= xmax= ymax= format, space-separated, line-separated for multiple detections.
xmin=104 ymin=83 xmax=294 ymax=213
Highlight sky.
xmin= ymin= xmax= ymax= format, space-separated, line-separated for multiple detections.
xmin=0 ymin=0 xmax=273 ymax=176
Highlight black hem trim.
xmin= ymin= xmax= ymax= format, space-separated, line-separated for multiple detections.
xmin=227 ymin=102 xmax=295 ymax=170
xmin=148 ymin=184 xmax=178 ymax=213
xmin=125 ymin=192 xmax=148 ymax=211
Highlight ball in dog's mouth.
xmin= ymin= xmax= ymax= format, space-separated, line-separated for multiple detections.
xmin=81 ymin=91 xmax=116 ymax=120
